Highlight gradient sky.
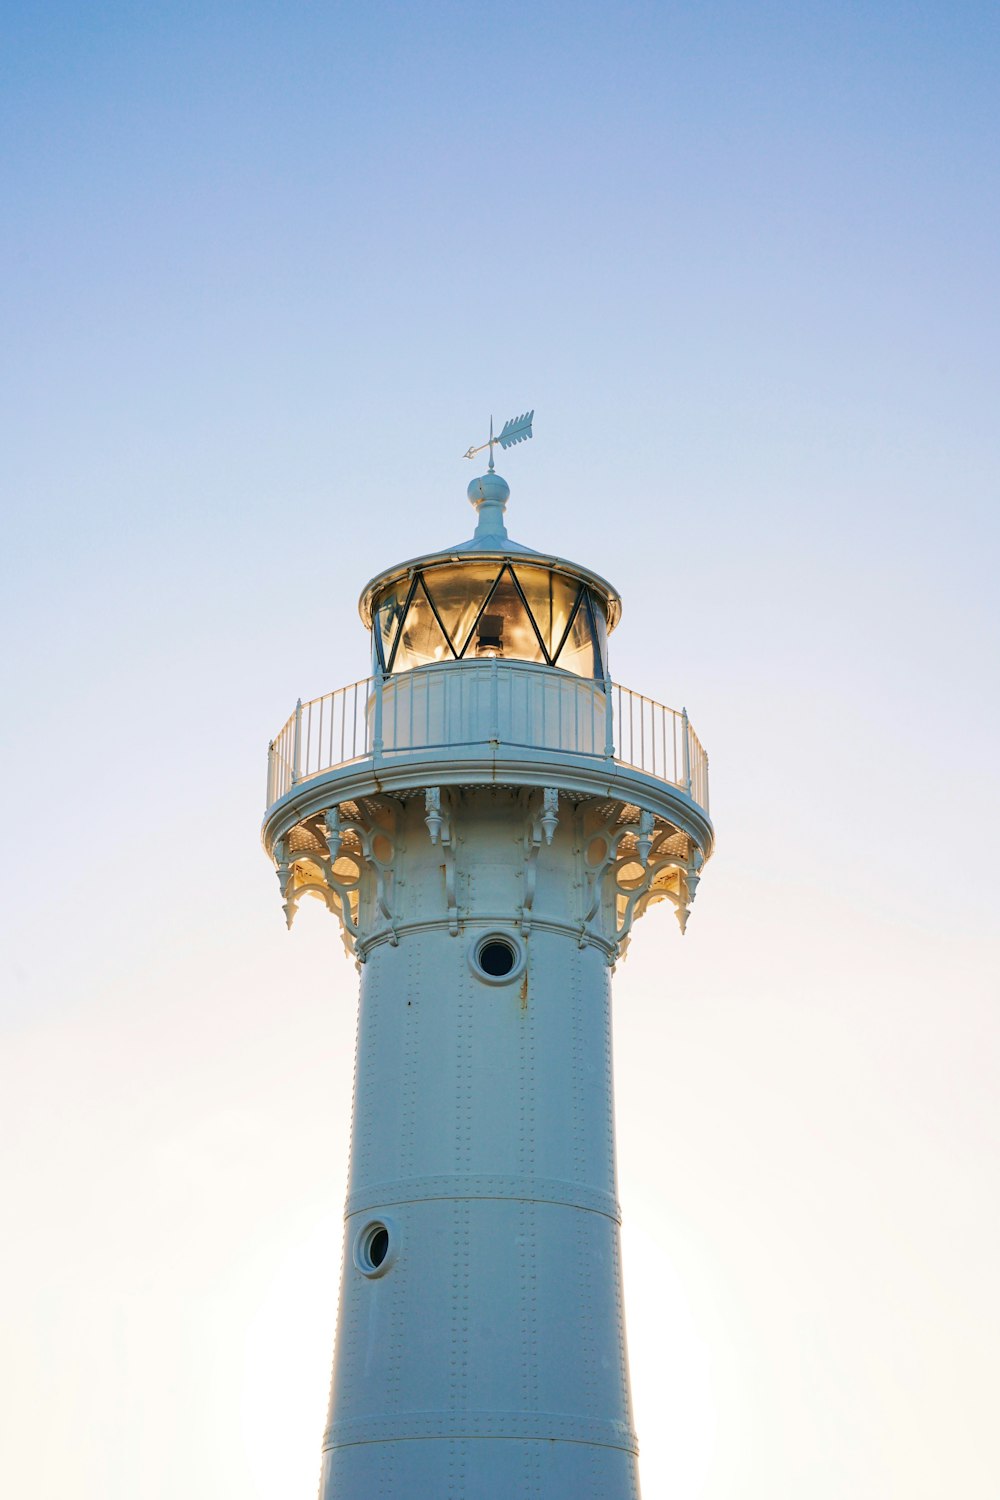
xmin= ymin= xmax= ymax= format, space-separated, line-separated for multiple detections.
xmin=2 ymin=4 xmax=998 ymax=1497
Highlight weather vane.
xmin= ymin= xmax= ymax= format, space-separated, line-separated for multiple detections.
xmin=463 ymin=410 xmax=534 ymax=471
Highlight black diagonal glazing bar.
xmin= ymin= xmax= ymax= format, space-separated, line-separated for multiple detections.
xmin=550 ymin=583 xmax=586 ymax=667
xmin=455 ymin=564 xmax=508 ymax=659
xmin=385 ymin=572 xmax=421 ymax=673
xmin=417 ymin=574 xmax=462 ymax=659
xmin=507 ymin=565 xmax=555 ymax=665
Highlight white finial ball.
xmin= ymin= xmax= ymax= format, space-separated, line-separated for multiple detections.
xmin=467 ymin=471 xmax=510 ymax=509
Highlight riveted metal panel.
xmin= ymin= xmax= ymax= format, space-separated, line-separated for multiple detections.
xmin=318 ymin=786 xmax=644 ymax=1497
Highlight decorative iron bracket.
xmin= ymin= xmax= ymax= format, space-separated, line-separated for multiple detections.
xmin=425 ymin=787 xmax=459 ymax=935
xmin=576 ymin=800 xmax=703 ymax=959
xmin=520 ymin=787 xmax=559 ymax=935
xmin=274 ymin=799 xmax=400 ymax=957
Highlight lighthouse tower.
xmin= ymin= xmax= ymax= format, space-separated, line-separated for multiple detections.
xmin=261 ymin=421 xmax=713 ymax=1498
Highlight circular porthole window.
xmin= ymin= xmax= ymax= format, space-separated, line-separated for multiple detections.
xmin=468 ymin=931 xmax=526 ymax=986
xmin=354 ymin=1218 xmax=397 ymax=1278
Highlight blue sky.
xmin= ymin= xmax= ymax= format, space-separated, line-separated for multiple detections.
xmin=2 ymin=4 xmax=998 ymax=1497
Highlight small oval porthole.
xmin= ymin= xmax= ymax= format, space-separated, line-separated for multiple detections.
xmin=468 ymin=931 xmax=526 ymax=986
xmin=354 ymin=1218 xmax=397 ymax=1278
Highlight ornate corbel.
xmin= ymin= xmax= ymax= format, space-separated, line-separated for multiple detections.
xmin=352 ymin=799 xmax=401 ymax=946
xmin=272 ymin=799 xmax=400 ymax=955
xmin=575 ymin=801 xmax=703 ymax=958
xmin=636 ymin=809 xmax=654 ymax=865
xmin=424 ymin=787 xmax=458 ymax=935
xmin=273 ymin=836 xmax=298 ymax=930
xmin=424 ymin=787 xmax=444 ymax=845
xmin=520 ymin=787 xmax=559 ymax=935
xmin=323 ymin=806 xmax=342 ymax=863
xmin=576 ymin=801 xmax=621 ymax=945
xmin=540 ymin=787 xmax=559 ymax=845
xmin=672 ymin=848 xmax=704 ymax=936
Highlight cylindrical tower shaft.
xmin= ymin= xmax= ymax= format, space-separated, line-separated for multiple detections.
xmin=322 ymin=790 xmax=637 ymax=1496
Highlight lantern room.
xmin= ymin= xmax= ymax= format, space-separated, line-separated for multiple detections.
xmin=359 ymin=467 xmax=622 ymax=681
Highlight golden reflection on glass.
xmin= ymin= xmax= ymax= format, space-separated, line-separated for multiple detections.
xmin=375 ymin=587 xmax=408 ymax=667
xmin=471 ymin=571 xmax=546 ymax=662
xmin=373 ymin=563 xmax=610 ymax=678
xmin=422 ymin=563 xmax=501 ymax=657
xmin=515 ymin=565 xmax=579 ymax=656
xmin=556 ymin=593 xmax=601 ymax=677
xmin=392 ymin=580 xmax=451 ymax=670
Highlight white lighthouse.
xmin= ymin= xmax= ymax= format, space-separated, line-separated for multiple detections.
xmin=262 ymin=417 xmax=713 ymax=1497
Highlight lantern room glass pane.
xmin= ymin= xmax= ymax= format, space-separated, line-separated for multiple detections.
xmin=554 ymin=589 xmax=602 ymax=678
xmin=464 ymin=569 xmax=547 ymax=662
xmin=371 ymin=562 xmax=609 ymax=679
xmin=374 ymin=585 xmax=409 ymax=668
xmin=421 ymin=562 xmax=503 ymax=657
xmin=391 ymin=579 xmax=452 ymax=670
xmin=591 ymin=595 xmax=609 ymax=676
xmin=513 ymin=565 xmax=581 ymax=658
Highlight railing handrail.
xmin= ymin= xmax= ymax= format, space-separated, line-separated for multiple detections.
xmin=266 ymin=660 xmax=708 ymax=814
xmin=270 ymin=673 xmax=374 ymax=752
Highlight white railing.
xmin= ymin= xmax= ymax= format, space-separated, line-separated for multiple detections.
xmin=266 ymin=663 xmax=709 ymax=813
xmin=610 ymin=682 xmax=710 ymax=812
xmin=268 ymin=675 xmax=371 ymax=807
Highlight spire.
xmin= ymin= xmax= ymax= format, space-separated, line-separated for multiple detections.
xmin=461 ymin=408 xmax=533 ymax=547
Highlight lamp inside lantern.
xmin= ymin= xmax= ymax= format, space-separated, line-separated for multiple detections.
xmin=475 ymin=614 xmax=505 ymax=657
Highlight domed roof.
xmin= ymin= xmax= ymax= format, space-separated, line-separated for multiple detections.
xmin=358 ymin=471 xmax=621 ymax=631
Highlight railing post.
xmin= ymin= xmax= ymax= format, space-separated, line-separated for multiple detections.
xmin=489 ymin=656 xmax=500 ymax=743
xmin=372 ymin=669 xmax=384 ymax=765
xmin=681 ymin=706 xmax=691 ymax=795
xmin=292 ymin=697 xmax=303 ymax=785
xmin=267 ymin=740 xmax=276 ymax=805
xmin=604 ymin=676 xmax=615 ymax=760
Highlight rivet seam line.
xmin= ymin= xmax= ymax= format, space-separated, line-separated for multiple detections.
xmin=322 ymin=1412 xmax=638 ymax=1452
xmin=343 ymin=1175 xmax=621 ymax=1222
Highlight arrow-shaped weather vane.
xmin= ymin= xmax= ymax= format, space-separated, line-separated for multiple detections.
xmin=463 ymin=410 xmax=534 ymax=470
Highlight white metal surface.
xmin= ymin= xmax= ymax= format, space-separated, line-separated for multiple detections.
xmin=321 ymin=796 xmax=639 ymax=1498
